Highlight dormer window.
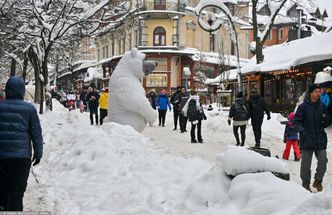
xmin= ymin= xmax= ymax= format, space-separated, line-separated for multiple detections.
xmin=153 ymin=27 xmax=166 ymax=46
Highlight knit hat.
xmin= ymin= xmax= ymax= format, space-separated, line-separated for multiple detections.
xmin=161 ymin=89 xmax=166 ymax=95
xmin=308 ymin=84 xmax=320 ymax=94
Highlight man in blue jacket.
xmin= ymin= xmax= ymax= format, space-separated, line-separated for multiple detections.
xmin=294 ymin=84 xmax=330 ymax=192
xmin=0 ymin=76 xmax=43 ymax=211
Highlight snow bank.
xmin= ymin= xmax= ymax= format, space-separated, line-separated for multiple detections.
xmin=220 ymin=146 xmax=289 ymax=176
xmin=31 ymin=101 xmax=332 ymax=214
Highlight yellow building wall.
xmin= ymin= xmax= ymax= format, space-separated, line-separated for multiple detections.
xmin=144 ymin=19 xmax=174 ymax=46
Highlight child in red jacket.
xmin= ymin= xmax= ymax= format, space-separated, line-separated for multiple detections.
xmin=283 ymin=112 xmax=301 ymax=161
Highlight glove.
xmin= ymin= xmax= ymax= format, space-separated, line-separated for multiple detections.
xmin=32 ymin=155 xmax=41 ymax=166
xmin=267 ymin=115 xmax=271 ymax=120
xmin=204 ymin=115 xmax=207 ymax=120
xmin=227 ymin=120 xmax=231 ymax=125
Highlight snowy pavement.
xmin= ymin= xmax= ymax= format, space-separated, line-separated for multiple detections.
xmin=24 ymin=102 xmax=332 ymax=214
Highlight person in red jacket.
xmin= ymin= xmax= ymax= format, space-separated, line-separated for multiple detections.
xmin=282 ymin=112 xmax=301 ymax=161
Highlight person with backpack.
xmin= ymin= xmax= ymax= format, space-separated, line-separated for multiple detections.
xmin=228 ymin=92 xmax=250 ymax=146
xmin=248 ymin=88 xmax=271 ymax=148
xmin=170 ymin=86 xmax=182 ymax=130
xmin=182 ymin=90 xmax=207 ymax=143
xmin=156 ymin=89 xmax=171 ymax=127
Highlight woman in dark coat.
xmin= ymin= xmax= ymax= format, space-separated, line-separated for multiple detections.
xmin=228 ymin=92 xmax=250 ymax=146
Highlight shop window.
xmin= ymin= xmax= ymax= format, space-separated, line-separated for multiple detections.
xmin=153 ymin=27 xmax=166 ymax=46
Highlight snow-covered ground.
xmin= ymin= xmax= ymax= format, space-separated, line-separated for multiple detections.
xmin=25 ymin=101 xmax=332 ymax=214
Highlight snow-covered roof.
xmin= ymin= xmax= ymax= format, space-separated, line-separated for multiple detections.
xmin=241 ymin=32 xmax=332 ymax=74
xmin=73 ymin=60 xmax=96 ymax=72
xmin=205 ymin=68 xmax=239 ymax=84
xmin=190 ymin=51 xmax=249 ymax=67
xmin=84 ymin=67 xmax=102 ymax=82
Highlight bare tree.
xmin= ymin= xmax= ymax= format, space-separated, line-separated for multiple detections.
xmin=251 ymin=0 xmax=288 ymax=64
xmin=1 ymin=0 xmax=126 ymax=113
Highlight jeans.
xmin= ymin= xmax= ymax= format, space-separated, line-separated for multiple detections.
xmin=233 ymin=125 xmax=246 ymax=146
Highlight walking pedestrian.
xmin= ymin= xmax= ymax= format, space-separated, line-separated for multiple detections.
xmin=86 ymin=87 xmax=99 ymax=125
xmin=170 ymin=86 xmax=182 ymax=130
xmin=228 ymin=92 xmax=250 ymax=146
xmin=182 ymin=90 xmax=207 ymax=143
xmin=148 ymin=91 xmax=157 ymax=110
xmin=99 ymin=88 xmax=109 ymax=125
xmin=0 ymin=76 xmax=43 ymax=211
xmin=156 ymin=89 xmax=171 ymax=127
xmin=294 ymin=84 xmax=330 ymax=192
xmin=178 ymin=87 xmax=189 ymax=133
xmin=248 ymin=89 xmax=271 ymax=147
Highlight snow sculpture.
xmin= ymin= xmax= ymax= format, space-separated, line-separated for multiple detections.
xmin=106 ymin=48 xmax=157 ymax=132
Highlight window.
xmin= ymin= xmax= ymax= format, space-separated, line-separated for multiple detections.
xmin=154 ymin=0 xmax=166 ymax=10
xmin=129 ymin=33 xmax=132 ymax=50
xmin=111 ymin=39 xmax=115 ymax=56
xmin=153 ymin=27 xmax=166 ymax=46
xmin=105 ymin=46 xmax=108 ymax=58
xmin=97 ymin=49 xmax=100 ymax=61
xmin=102 ymin=47 xmax=105 ymax=58
xmin=118 ymin=39 xmax=121 ymax=54
xmin=267 ymin=31 xmax=272 ymax=40
xmin=122 ymin=35 xmax=126 ymax=53
xmin=279 ymin=28 xmax=284 ymax=40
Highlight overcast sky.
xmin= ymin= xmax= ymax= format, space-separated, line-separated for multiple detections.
xmin=315 ymin=0 xmax=332 ymax=20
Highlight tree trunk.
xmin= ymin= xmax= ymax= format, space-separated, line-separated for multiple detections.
xmin=28 ymin=49 xmax=41 ymax=104
xmin=10 ymin=58 xmax=16 ymax=76
xmin=22 ymin=54 xmax=28 ymax=82
xmin=256 ymin=42 xmax=264 ymax=64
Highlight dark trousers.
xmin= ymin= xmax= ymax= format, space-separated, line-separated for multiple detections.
xmin=99 ymin=109 xmax=108 ymax=125
xmin=173 ymin=110 xmax=180 ymax=129
xmin=0 ymin=158 xmax=31 ymax=211
xmin=89 ymin=106 xmax=98 ymax=125
xmin=158 ymin=110 xmax=167 ymax=126
xmin=233 ymin=125 xmax=246 ymax=146
xmin=179 ymin=114 xmax=188 ymax=132
xmin=191 ymin=120 xmax=202 ymax=141
xmin=252 ymin=118 xmax=263 ymax=144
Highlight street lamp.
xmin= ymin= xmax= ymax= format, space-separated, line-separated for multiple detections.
xmin=183 ymin=67 xmax=191 ymax=92
xmin=194 ymin=0 xmax=243 ymax=92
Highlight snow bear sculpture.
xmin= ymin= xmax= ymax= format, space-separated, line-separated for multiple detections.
xmin=107 ymin=48 xmax=157 ymax=132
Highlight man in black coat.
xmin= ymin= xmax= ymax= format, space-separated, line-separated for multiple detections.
xmin=170 ymin=86 xmax=182 ymax=130
xmin=178 ymin=87 xmax=189 ymax=133
xmin=86 ymin=87 xmax=100 ymax=125
xmin=293 ymin=84 xmax=330 ymax=192
xmin=248 ymin=89 xmax=271 ymax=147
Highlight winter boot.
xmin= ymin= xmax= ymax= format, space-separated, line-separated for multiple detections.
xmin=236 ymin=142 xmax=240 ymax=146
xmin=191 ymin=139 xmax=197 ymax=143
xmin=313 ymin=180 xmax=323 ymax=192
xmin=302 ymin=185 xmax=312 ymax=192
xmin=198 ymin=139 xmax=203 ymax=143
xmin=254 ymin=142 xmax=260 ymax=148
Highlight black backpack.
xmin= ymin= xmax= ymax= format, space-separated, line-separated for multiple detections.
xmin=187 ymin=99 xmax=198 ymax=122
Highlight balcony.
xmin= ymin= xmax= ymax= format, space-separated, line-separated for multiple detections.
xmin=143 ymin=0 xmax=183 ymax=11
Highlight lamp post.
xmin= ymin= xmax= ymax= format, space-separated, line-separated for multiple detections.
xmin=183 ymin=67 xmax=191 ymax=92
xmin=194 ymin=0 xmax=243 ymax=92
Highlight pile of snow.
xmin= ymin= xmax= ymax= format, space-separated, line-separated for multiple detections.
xmin=219 ymin=146 xmax=289 ymax=176
xmin=28 ymin=100 xmax=332 ymax=214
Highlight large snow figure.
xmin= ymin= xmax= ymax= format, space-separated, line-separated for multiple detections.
xmin=107 ymin=48 xmax=157 ymax=132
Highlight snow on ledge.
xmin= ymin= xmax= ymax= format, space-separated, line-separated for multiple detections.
xmin=218 ymin=145 xmax=289 ymax=176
